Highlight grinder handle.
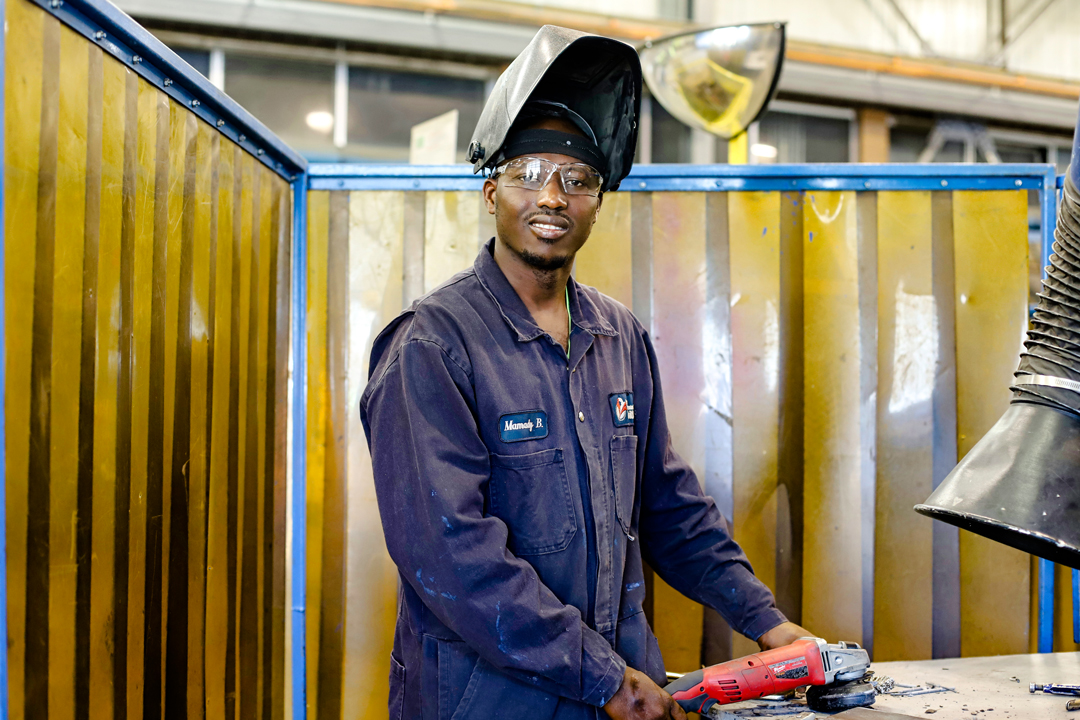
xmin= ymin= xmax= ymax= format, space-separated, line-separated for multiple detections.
xmin=664 ymin=669 xmax=712 ymax=714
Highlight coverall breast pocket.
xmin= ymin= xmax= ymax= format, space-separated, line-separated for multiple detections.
xmin=609 ymin=434 xmax=638 ymax=535
xmin=489 ymin=448 xmax=577 ymax=555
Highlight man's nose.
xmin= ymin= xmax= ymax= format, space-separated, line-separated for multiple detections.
xmin=535 ymin=171 xmax=568 ymax=210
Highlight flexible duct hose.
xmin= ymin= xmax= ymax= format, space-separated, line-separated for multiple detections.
xmin=1013 ymin=171 xmax=1080 ymax=415
xmin=913 ymin=144 xmax=1080 ymax=570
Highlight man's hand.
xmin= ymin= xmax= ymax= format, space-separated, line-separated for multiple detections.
xmin=757 ymin=621 xmax=815 ymax=651
xmin=603 ymin=667 xmax=687 ymax=720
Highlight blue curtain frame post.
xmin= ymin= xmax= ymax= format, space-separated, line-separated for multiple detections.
xmin=290 ymin=179 xmax=309 ymax=720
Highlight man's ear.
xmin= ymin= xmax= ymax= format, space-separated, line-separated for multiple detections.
xmin=483 ymin=177 xmax=498 ymax=215
xmin=593 ymin=192 xmax=604 ymax=223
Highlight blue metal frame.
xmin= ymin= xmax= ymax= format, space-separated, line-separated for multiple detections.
xmin=290 ymin=179 xmax=308 ymax=720
xmin=310 ymin=161 xmax=1053 ymax=192
xmin=305 ymin=160 xmax=1067 ymax=656
xmin=1073 ymin=567 xmax=1079 ymax=645
xmin=308 ymin=163 xmax=1060 ymax=294
xmin=27 ymin=0 xmax=307 ymax=181
xmin=1038 ymin=558 xmax=1055 ymax=653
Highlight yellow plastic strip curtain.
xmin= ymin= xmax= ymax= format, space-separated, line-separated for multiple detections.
xmin=4 ymin=2 xmax=292 ymax=717
xmin=952 ymin=190 xmax=1032 ymax=656
xmin=301 ymin=182 xmax=1037 ymax=715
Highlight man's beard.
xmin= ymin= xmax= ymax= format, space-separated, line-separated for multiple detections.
xmin=518 ymin=247 xmax=570 ymax=271
xmin=514 ymin=210 xmax=574 ymax=271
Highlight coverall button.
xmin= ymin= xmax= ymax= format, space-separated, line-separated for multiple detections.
xmin=577 ymin=411 xmax=585 ymax=422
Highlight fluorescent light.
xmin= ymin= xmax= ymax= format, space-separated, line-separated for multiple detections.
xmin=306 ymin=110 xmax=334 ymax=134
xmin=751 ymin=143 xmax=778 ymax=158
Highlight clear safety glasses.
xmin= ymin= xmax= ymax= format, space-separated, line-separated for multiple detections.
xmin=494 ymin=157 xmax=603 ymax=197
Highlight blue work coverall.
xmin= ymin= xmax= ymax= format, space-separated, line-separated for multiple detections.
xmin=360 ymin=240 xmax=787 ymax=720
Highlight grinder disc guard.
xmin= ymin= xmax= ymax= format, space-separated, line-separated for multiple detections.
xmin=806 ymin=678 xmax=876 ymax=712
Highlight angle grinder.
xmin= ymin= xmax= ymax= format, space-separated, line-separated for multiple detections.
xmin=664 ymin=638 xmax=874 ymax=715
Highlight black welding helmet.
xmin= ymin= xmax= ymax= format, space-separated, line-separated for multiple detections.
xmin=467 ymin=25 xmax=642 ymax=192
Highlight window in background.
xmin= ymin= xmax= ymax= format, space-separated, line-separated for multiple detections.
xmin=934 ymin=141 xmax=966 ymax=162
xmin=890 ymin=127 xmax=928 ymax=162
xmin=755 ymin=112 xmax=850 ymax=163
xmin=173 ymin=47 xmax=210 ymax=79
xmin=714 ymin=137 xmax=729 ymax=164
xmin=890 ymin=127 xmax=966 ymax=162
xmin=651 ymin=99 xmax=691 ymax=163
xmin=995 ymin=143 xmax=1044 ymax=164
xmin=346 ymin=67 xmax=485 ymax=163
xmin=1055 ymin=146 xmax=1071 ymax=174
xmin=225 ymin=54 xmax=336 ymax=159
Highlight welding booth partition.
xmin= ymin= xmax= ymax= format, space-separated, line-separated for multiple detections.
xmin=4 ymin=0 xmax=1080 ymax=719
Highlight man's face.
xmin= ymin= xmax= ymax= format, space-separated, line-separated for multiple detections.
xmin=483 ymin=120 xmax=603 ymax=272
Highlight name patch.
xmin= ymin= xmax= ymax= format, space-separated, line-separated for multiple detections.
xmin=499 ymin=410 xmax=549 ymax=443
xmin=609 ymin=393 xmax=635 ymax=427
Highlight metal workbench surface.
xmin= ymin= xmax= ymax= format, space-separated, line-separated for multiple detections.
xmin=709 ymin=652 xmax=1079 ymax=719
xmin=870 ymin=651 xmax=1080 ymax=719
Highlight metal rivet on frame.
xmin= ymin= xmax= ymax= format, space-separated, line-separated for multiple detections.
xmin=941 ymin=180 xmax=948 ymax=187
xmin=163 ymin=78 xmax=172 ymax=87
xmin=1015 ymin=179 xmax=1023 ymax=187
xmin=191 ymin=99 xmax=201 ymax=108
xmin=132 ymin=55 xmax=142 ymax=64
xmin=216 ymin=119 xmax=225 ymax=127
xmin=94 ymin=30 xmax=106 ymax=41
xmin=49 ymin=0 xmax=63 ymax=8
xmin=238 ymin=134 xmax=247 ymax=142
xmin=257 ymin=149 xmax=265 ymax=156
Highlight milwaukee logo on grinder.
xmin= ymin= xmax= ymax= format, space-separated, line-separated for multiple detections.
xmin=768 ymin=657 xmax=809 ymax=681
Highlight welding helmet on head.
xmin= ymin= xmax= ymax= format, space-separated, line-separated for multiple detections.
xmin=468 ymin=25 xmax=642 ymax=192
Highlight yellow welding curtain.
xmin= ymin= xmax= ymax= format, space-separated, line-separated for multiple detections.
xmin=305 ymin=183 xmax=1078 ymax=719
xmin=4 ymin=1 xmax=292 ymax=719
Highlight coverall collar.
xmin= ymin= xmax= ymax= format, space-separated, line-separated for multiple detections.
xmin=475 ymin=237 xmax=618 ymax=342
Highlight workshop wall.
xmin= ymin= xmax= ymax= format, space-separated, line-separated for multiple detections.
xmin=305 ymin=181 xmax=1078 ymax=718
xmin=5 ymin=0 xmax=292 ymax=718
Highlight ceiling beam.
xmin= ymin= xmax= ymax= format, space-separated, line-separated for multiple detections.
xmin=881 ymin=0 xmax=935 ymax=56
xmin=986 ymin=0 xmax=1061 ymax=65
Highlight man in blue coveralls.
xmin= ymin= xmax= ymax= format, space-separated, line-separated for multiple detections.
xmin=361 ymin=25 xmax=811 ymax=720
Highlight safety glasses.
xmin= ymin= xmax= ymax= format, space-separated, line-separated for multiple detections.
xmin=494 ymin=157 xmax=603 ymax=197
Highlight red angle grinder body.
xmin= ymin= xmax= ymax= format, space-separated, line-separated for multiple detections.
xmin=664 ymin=638 xmax=871 ymax=715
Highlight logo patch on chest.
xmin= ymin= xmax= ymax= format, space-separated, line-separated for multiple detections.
xmin=499 ymin=410 xmax=549 ymax=443
xmin=609 ymin=393 xmax=635 ymax=427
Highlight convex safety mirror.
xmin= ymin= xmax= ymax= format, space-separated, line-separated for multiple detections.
xmin=640 ymin=22 xmax=786 ymax=140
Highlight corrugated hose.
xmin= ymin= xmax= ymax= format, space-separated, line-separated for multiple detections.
xmin=1012 ymin=172 xmax=1080 ymax=416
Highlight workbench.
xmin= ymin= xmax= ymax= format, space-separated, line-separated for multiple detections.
xmin=871 ymin=651 xmax=1079 ymax=718
xmin=711 ymin=651 xmax=1080 ymax=719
